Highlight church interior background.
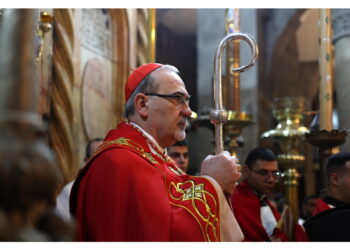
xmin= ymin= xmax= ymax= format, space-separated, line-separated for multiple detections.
xmin=0 ymin=8 xmax=349 ymax=240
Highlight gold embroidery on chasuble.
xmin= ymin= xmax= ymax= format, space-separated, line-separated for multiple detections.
xmin=168 ymin=166 xmax=183 ymax=176
xmin=168 ymin=179 xmax=220 ymax=241
xmin=94 ymin=137 xmax=160 ymax=164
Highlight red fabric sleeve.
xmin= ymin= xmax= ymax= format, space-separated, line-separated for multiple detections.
xmin=231 ymin=182 xmax=273 ymax=241
xmin=232 ymin=181 xmax=308 ymax=241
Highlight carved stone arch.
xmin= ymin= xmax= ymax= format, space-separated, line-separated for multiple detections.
xmin=49 ymin=9 xmax=75 ymax=182
xmin=109 ymin=9 xmax=130 ymax=120
xmin=49 ymin=9 xmax=131 ymax=180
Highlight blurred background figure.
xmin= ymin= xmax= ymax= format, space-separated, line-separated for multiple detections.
xmin=167 ymin=139 xmax=189 ymax=173
xmin=298 ymin=195 xmax=318 ymax=226
xmin=55 ymin=138 xmax=103 ymax=222
xmin=268 ymin=191 xmax=286 ymax=215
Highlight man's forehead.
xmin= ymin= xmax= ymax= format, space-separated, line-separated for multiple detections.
xmin=252 ymin=159 xmax=278 ymax=169
xmin=169 ymin=145 xmax=188 ymax=152
xmin=154 ymin=69 xmax=188 ymax=94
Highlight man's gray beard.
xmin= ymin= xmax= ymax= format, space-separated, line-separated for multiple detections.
xmin=176 ymin=130 xmax=186 ymax=141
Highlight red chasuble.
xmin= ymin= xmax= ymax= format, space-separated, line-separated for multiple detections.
xmin=70 ymin=122 xmax=221 ymax=241
xmin=231 ymin=180 xmax=308 ymax=241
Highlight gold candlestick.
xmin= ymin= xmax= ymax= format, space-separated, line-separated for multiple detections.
xmin=261 ymin=97 xmax=309 ymax=240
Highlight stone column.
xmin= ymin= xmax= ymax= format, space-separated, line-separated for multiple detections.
xmin=333 ymin=9 xmax=350 ymax=150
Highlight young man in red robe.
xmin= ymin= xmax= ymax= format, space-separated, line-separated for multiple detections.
xmin=70 ymin=63 xmax=243 ymax=241
xmin=231 ymin=147 xmax=308 ymax=241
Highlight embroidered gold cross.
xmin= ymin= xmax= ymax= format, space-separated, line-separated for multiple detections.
xmin=183 ymin=183 xmax=204 ymax=200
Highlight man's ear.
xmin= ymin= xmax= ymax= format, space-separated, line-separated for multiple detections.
xmin=329 ymin=173 xmax=339 ymax=187
xmin=134 ymin=93 xmax=149 ymax=118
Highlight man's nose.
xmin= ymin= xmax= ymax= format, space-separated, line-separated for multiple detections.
xmin=181 ymin=102 xmax=192 ymax=117
xmin=265 ymin=174 xmax=275 ymax=183
xmin=179 ymin=155 xmax=185 ymax=162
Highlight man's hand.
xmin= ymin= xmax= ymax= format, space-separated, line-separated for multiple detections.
xmin=200 ymin=151 xmax=241 ymax=196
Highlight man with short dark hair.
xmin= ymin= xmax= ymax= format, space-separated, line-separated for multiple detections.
xmin=70 ymin=63 xmax=243 ymax=241
xmin=231 ymin=147 xmax=308 ymax=241
xmin=311 ymin=152 xmax=350 ymax=215
xmin=167 ymin=139 xmax=189 ymax=173
xmin=303 ymin=152 xmax=350 ymax=241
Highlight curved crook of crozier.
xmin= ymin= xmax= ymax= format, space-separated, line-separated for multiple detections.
xmin=49 ymin=9 xmax=75 ymax=182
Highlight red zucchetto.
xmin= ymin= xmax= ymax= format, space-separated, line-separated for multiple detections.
xmin=124 ymin=63 xmax=163 ymax=102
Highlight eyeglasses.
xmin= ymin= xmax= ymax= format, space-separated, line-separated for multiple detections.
xmin=251 ymin=169 xmax=282 ymax=180
xmin=145 ymin=93 xmax=191 ymax=106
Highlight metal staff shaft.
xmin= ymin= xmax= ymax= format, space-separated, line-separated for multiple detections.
xmin=209 ymin=32 xmax=258 ymax=155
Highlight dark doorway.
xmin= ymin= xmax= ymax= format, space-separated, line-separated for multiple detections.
xmin=156 ymin=9 xmax=198 ymax=112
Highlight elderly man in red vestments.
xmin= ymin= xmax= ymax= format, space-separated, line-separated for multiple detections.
xmin=70 ymin=63 xmax=243 ymax=241
xmin=231 ymin=147 xmax=308 ymax=241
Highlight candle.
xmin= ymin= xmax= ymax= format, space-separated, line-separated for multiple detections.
xmin=319 ymin=9 xmax=333 ymax=131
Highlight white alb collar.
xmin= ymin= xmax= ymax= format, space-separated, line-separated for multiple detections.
xmin=129 ymin=122 xmax=167 ymax=155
